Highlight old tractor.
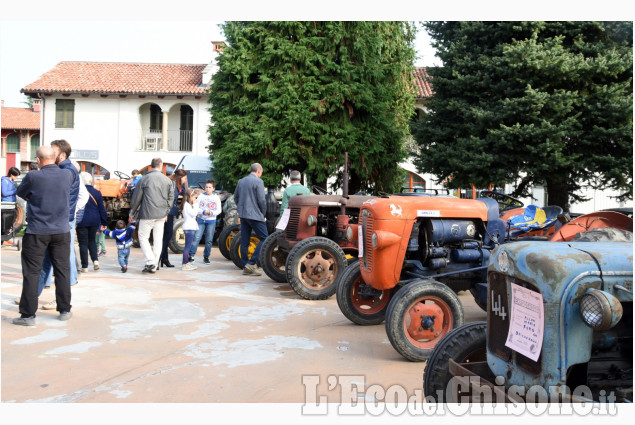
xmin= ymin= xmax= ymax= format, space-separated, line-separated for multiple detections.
xmin=337 ymin=192 xmax=633 ymax=362
xmin=423 ymin=233 xmax=633 ymax=403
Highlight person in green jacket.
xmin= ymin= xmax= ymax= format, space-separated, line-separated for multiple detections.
xmin=280 ymin=170 xmax=310 ymax=217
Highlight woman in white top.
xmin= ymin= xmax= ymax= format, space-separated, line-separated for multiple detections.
xmin=181 ymin=188 xmax=201 ymax=270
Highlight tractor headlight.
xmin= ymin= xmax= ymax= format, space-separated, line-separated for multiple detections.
xmin=371 ymin=230 xmax=401 ymax=250
xmin=497 ymin=250 xmax=510 ymax=273
xmin=579 ymin=289 xmax=623 ymax=331
xmin=307 ymin=215 xmax=317 ymax=227
xmin=346 ymin=226 xmax=354 ymax=242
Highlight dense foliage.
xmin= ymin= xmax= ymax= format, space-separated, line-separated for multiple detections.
xmin=208 ymin=21 xmax=416 ymax=193
xmin=412 ymin=21 xmax=633 ymax=209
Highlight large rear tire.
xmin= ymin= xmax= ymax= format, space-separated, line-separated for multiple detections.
xmin=385 ymin=280 xmax=464 ymax=362
xmin=336 ymin=262 xmax=392 ymax=325
xmin=218 ymin=224 xmax=240 ymax=260
xmin=285 ymin=237 xmax=347 ymax=300
xmin=423 ymin=322 xmax=487 ymax=402
xmin=260 ymin=230 xmax=288 ymax=283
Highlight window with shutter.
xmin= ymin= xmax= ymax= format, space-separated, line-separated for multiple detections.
xmin=6 ymin=134 xmax=19 ymax=153
xmin=55 ymin=99 xmax=75 ymax=128
xmin=30 ymin=134 xmax=40 ymax=160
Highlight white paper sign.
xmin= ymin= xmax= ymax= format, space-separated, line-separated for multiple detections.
xmin=505 ymin=283 xmax=544 ymax=361
xmin=276 ymin=208 xmax=290 ymax=231
xmin=358 ymin=225 xmax=364 ymax=258
xmin=417 ymin=210 xmax=441 ymax=217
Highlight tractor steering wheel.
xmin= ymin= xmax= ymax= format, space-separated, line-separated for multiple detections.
xmin=479 ymin=190 xmax=524 ymax=212
xmin=114 ymin=171 xmax=131 ymax=180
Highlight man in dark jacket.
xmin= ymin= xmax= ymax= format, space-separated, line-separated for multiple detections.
xmin=233 ymin=163 xmax=268 ymax=276
xmin=36 ymin=140 xmax=81 ymax=299
xmin=13 ymin=146 xmax=74 ymax=326
xmin=129 ymin=157 xmax=174 ymax=273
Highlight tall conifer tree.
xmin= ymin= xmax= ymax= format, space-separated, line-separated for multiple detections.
xmin=412 ymin=21 xmax=632 ymax=210
xmin=209 ymin=21 xmax=416 ymax=193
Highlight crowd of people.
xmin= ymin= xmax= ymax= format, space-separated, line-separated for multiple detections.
xmin=9 ymin=147 xmax=305 ymax=326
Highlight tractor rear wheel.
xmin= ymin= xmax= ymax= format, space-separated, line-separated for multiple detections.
xmin=336 ymin=262 xmax=392 ymax=325
xmin=218 ymin=224 xmax=240 ymax=260
xmin=260 ymin=230 xmax=287 ymax=283
xmin=168 ymin=218 xmax=185 ymax=254
xmin=385 ymin=280 xmax=464 ymax=362
xmin=285 ymin=237 xmax=347 ymax=300
xmin=423 ymin=322 xmax=487 ymax=402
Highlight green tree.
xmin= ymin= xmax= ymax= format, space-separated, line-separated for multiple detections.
xmin=412 ymin=21 xmax=633 ymax=210
xmin=208 ymin=21 xmax=416 ymax=193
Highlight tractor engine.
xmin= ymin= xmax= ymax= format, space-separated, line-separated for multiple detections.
xmin=403 ymin=218 xmax=491 ymax=292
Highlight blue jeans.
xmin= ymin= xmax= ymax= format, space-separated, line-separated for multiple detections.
xmin=240 ymin=219 xmax=268 ymax=267
xmin=189 ymin=220 xmax=216 ymax=258
xmin=38 ymin=219 xmax=77 ymax=295
xmin=117 ymin=248 xmax=130 ymax=267
xmin=182 ymin=230 xmax=196 ymax=264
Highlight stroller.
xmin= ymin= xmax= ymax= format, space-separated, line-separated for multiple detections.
xmin=1 ymin=201 xmax=21 ymax=251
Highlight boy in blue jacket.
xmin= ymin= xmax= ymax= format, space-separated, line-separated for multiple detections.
xmin=104 ymin=220 xmax=136 ymax=273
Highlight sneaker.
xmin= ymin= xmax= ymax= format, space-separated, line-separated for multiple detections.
xmin=14 ymin=297 xmax=20 ymax=305
xmin=188 ymin=256 xmax=195 ymax=263
xmin=81 ymin=268 xmax=89 ymax=273
xmin=59 ymin=311 xmax=73 ymax=321
xmin=93 ymin=261 xmax=100 ymax=271
xmin=142 ymin=264 xmax=156 ymax=273
xmin=41 ymin=300 xmax=57 ymax=310
xmin=121 ymin=266 xmax=127 ymax=273
xmin=242 ymin=264 xmax=262 ymax=276
xmin=98 ymin=252 xmax=107 ymax=257
xmin=12 ymin=316 xmax=36 ymax=326
xmin=182 ymin=263 xmax=197 ymax=271
xmin=204 ymin=257 xmax=210 ymax=264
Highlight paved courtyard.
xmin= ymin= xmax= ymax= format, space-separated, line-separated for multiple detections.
xmin=1 ymin=237 xmax=485 ymax=409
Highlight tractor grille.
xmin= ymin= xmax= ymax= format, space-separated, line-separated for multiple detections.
xmin=285 ymin=207 xmax=301 ymax=240
xmin=488 ymin=271 xmax=512 ymax=361
xmin=488 ymin=272 xmax=543 ymax=375
xmin=362 ymin=213 xmax=374 ymax=270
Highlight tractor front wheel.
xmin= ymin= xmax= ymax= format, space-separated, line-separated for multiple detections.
xmin=336 ymin=262 xmax=392 ymax=325
xmin=385 ymin=280 xmax=464 ymax=362
xmin=423 ymin=322 xmax=487 ymax=402
xmin=260 ymin=230 xmax=288 ymax=283
xmin=218 ymin=224 xmax=240 ymax=260
xmin=229 ymin=231 xmax=261 ymax=269
xmin=285 ymin=237 xmax=347 ymax=300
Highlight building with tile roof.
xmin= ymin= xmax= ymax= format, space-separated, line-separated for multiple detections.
xmin=1 ymin=102 xmax=41 ymax=174
xmin=20 ymin=42 xmax=227 ymax=178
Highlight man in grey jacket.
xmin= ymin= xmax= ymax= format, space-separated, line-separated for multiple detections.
xmin=129 ymin=158 xmax=174 ymax=273
xmin=233 ymin=163 xmax=268 ymax=276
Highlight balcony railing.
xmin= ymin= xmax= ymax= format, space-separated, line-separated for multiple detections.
xmin=138 ymin=130 xmax=193 ymax=152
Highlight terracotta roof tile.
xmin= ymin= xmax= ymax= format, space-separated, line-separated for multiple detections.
xmin=1 ymin=106 xmax=40 ymax=130
xmin=22 ymin=62 xmax=208 ymax=96
xmin=413 ymin=67 xmax=433 ymax=99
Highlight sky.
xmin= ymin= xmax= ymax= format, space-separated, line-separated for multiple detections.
xmin=3 ymin=0 xmax=631 ymax=110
